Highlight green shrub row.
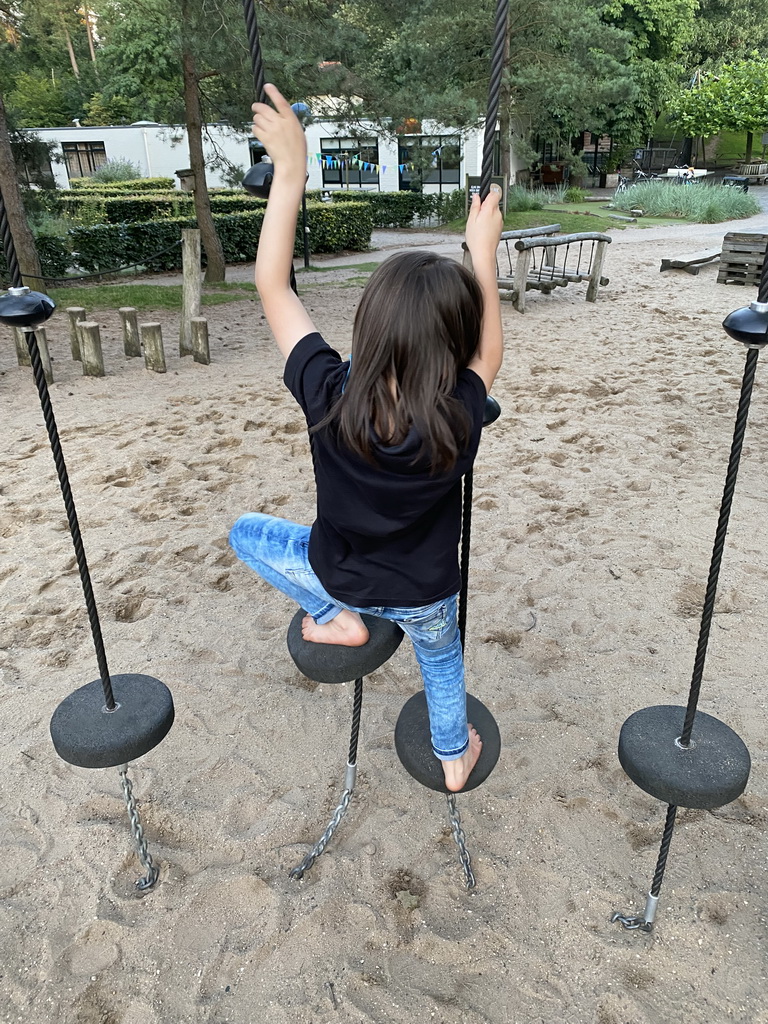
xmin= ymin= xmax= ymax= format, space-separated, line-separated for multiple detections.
xmin=67 ymin=177 xmax=176 ymax=192
xmin=67 ymin=200 xmax=372 ymax=273
xmin=54 ymin=191 xmax=268 ymax=225
xmin=0 ymin=232 xmax=71 ymax=283
xmin=302 ymin=189 xmax=463 ymax=227
xmin=611 ymin=180 xmax=761 ymax=221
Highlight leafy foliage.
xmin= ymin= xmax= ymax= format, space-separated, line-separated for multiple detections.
xmin=90 ymin=158 xmax=144 ymax=181
xmin=669 ymin=57 xmax=768 ymax=138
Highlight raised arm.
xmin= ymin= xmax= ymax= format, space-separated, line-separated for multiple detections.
xmin=465 ymin=189 xmax=504 ymax=393
xmin=252 ymin=83 xmax=316 ymax=359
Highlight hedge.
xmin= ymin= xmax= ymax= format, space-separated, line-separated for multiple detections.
xmin=53 ymin=191 xmax=268 ymax=224
xmin=305 ymin=188 xmax=464 ymax=227
xmin=67 ymin=177 xmax=176 ymax=192
xmin=0 ymin=232 xmax=71 ymax=283
xmin=67 ymin=200 xmax=372 ymax=273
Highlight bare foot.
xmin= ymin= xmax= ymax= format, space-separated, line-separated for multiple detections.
xmin=442 ymin=725 xmax=483 ymax=792
xmin=301 ymin=610 xmax=370 ymax=647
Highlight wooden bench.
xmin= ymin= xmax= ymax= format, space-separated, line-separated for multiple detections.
xmin=735 ymin=163 xmax=768 ymax=185
xmin=659 ymin=248 xmax=721 ymax=275
xmin=496 ymin=230 xmax=611 ymax=312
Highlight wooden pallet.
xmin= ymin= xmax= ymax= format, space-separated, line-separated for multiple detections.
xmin=717 ymin=232 xmax=768 ymax=287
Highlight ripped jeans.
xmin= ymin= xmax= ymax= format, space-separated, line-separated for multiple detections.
xmin=228 ymin=513 xmax=468 ymax=760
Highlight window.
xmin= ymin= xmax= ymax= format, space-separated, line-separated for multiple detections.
xmin=62 ymin=141 xmax=108 ymax=178
xmin=320 ymin=137 xmax=379 ymax=188
xmin=397 ymin=135 xmax=462 ymax=191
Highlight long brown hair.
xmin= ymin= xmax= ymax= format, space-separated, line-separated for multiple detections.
xmin=314 ymin=251 xmax=484 ymax=473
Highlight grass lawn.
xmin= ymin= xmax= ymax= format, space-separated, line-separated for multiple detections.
xmin=47 ymin=282 xmax=258 ymax=311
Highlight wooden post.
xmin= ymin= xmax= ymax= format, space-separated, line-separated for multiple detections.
xmin=512 ymin=248 xmax=531 ymax=313
xmin=22 ymin=326 xmax=53 ymax=383
xmin=119 ymin=306 xmax=141 ymax=357
xmin=141 ymin=322 xmax=166 ymax=373
xmin=586 ymin=241 xmax=608 ymax=302
xmin=13 ymin=326 xmax=31 ymax=366
xmin=77 ymin=321 xmax=105 ymax=377
xmin=190 ymin=316 xmax=210 ymax=365
xmin=179 ymin=228 xmax=201 ymax=357
xmin=66 ymin=306 xmax=86 ymax=360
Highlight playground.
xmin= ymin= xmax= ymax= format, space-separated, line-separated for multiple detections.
xmin=1 ymin=207 xmax=767 ymax=1023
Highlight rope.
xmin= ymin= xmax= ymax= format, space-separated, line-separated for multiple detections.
xmin=650 ymin=804 xmax=677 ymax=897
xmin=680 ymin=344 xmax=759 ymax=744
xmin=347 ymin=677 xmax=364 ymax=765
xmin=242 ymin=0 xmax=266 ymax=103
xmin=478 ymin=0 xmax=509 ymax=201
xmin=0 ymin=189 xmax=116 ymax=709
xmin=458 ymin=0 xmax=508 ymax=647
xmin=3 ymin=239 xmax=184 ymax=288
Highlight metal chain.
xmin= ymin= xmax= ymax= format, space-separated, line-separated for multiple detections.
xmin=290 ymin=786 xmax=353 ymax=880
xmin=118 ymin=767 xmax=159 ymax=890
xmin=446 ymin=794 xmax=475 ymax=889
xmin=610 ymin=911 xmax=653 ymax=933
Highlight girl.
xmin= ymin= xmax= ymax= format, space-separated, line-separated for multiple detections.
xmin=229 ymin=85 xmax=504 ymax=792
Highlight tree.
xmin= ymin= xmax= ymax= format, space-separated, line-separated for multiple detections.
xmin=670 ymin=56 xmax=768 ymax=162
xmin=0 ymin=92 xmax=43 ymax=286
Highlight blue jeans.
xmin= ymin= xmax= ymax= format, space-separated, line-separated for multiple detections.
xmin=229 ymin=513 xmax=468 ymax=760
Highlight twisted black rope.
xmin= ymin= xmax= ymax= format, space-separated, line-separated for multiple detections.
xmin=242 ymin=0 xmax=266 ymax=103
xmin=6 ymin=239 xmax=184 ymax=288
xmin=650 ymin=804 xmax=678 ymax=897
xmin=348 ymin=677 xmax=364 ymax=766
xmin=478 ymin=0 xmax=509 ymax=201
xmin=680 ymin=344 xmax=759 ymax=744
xmin=458 ymin=473 xmax=473 ymax=649
xmin=0 ymin=191 xmax=115 ymax=709
xmin=458 ymin=0 xmax=508 ymax=647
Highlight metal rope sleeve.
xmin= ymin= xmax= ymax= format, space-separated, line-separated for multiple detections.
xmin=242 ymin=0 xmax=266 ymax=103
xmin=478 ymin=0 xmax=509 ymax=201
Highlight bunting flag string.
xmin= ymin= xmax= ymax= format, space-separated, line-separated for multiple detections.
xmin=307 ymin=153 xmax=409 ymax=174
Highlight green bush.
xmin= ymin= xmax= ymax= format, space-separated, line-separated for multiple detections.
xmin=68 ymin=177 xmax=176 ymax=192
xmin=564 ymin=187 xmax=588 ymax=203
xmin=433 ymin=189 xmax=466 ymax=223
xmin=0 ymin=232 xmax=71 ymax=283
xmin=67 ymin=200 xmax=372 ymax=273
xmin=328 ymin=190 xmax=437 ymax=227
xmin=611 ymin=180 xmax=760 ymax=220
xmin=506 ymin=185 xmax=545 ymax=212
xmin=90 ymin=159 xmax=144 ymax=182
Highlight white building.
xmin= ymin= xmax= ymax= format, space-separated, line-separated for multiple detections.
xmin=30 ymin=117 xmax=523 ymax=193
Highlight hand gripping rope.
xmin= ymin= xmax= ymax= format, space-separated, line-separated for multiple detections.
xmin=0 ymin=189 xmax=174 ymax=891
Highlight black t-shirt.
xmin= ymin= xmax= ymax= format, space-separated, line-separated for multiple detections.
xmin=284 ymin=332 xmax=486 ymax=607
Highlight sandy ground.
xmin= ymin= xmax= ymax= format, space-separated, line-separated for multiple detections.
xmin=2 ymin=209 xmax=768 ymax=1024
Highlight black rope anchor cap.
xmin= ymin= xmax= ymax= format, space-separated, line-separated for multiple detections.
xmin=51 ymin=674 xmax=175 ymax=769
xmin=287 ymin=609 xmax=404 ymax=684
xmin=618 ymin=705 xmax=750 ymax=809
xmin=243 ymin=156 xmax=274 ymax=198
xmin=723 ymin=301 xmax=768 ymax=349
xmin=0 ymin=286 xmax=55 ymax=327
xmin=395 ymin=691 xmax=501 ymax=793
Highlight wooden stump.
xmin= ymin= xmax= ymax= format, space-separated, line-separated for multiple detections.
xmin=119 ymin=306 xmax=141 ymax=357
xmin=66 ymin=307 xmax=86 ymax=361
xmin=12 ymin=326 xmax=31 ymax=367
xmin=191 ymin=316 xmax=210 ymax=365
xmin=141 ymin=322 xmax=166 ymax=373
xmin=77 ymin=321 xmax=105 ymax=377
xmin=21 ymin=326 xmax=54 ymax=383
xmin=179 ymin=228 xmax=201 ymax=357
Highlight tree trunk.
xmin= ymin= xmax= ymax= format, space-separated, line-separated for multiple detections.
xmin=0 ymin=93 xmax=43 ymax=287
xmin=83 ymin=6 xmax=97 ymax=63
xmin=182 ymin=49 xmax=226 ymax=283
xmin=745 ymin=131 xmax=754 ymax=164
xmin=59 ymin=12 xmax=80 ymax=79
